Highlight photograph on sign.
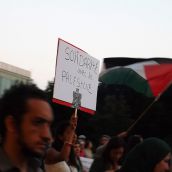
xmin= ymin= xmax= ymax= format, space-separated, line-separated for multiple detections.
xmin=53 ymin=39 xmax=100 ymax=114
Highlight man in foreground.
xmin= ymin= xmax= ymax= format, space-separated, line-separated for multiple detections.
xmin=0 ymin=83 xmax=54 ymax=172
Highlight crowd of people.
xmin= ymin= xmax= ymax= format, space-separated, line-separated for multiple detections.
xmin=0 ymin=83 xmax=171 ymax=172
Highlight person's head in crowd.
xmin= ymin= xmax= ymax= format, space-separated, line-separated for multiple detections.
xmin=74 ymin=141 xmax=81 ymax=157
xmin=70 ymin=141 xmax=83 ymax=172
xmin=103 ymin=136 xmax=125 ymax=166
xmin=99 ymin=134 xmax=111 ymax=146
xmin=85 ymin=139 xmax=93 ymax=149
xmin=120 ymin=137 xmax=171 ymax=172
xmin=84 ymin=139 xmax=94 ymax=158
xmin=52 ymin=121 xmax=71 ymax=149
xmin=0 ymin=83 xmax=54 ymax=158
xmin=125 ymin=134 xmax=143 ymax=153
xmin=78 ymin=135 xmax=86 ymax=149
xmin=78 ymin=135 xmax=86 ymax=142
xmin=78 ymin=135 xmax=86 ymax=140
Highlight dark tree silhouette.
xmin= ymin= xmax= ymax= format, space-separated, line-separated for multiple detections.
xmin=44 ymin=81 xmax=172 ymax=146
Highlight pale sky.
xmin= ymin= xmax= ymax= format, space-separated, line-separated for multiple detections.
xmin=1 ymin=0 xmax=172 ymax=89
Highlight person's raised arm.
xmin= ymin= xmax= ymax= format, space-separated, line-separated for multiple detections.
xmin=45 ymin=113 xmax=77 ymax=164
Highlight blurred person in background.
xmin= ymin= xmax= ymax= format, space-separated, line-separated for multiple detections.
xmin=125 ymin=134 xmax=143 ymax=155
xmin=78 ymin=135 xmax=87 ymax=157
xmin=45 ymin=113 xmax=77 ymax=172
xmin=85 ymin=140 xmax=94 ymax=159
xmin=90 ymin=136 xmax=125 ymax=172
xmin=94 ymin=135 xmax=111 ymax=158
xmin=120 ymin=137 xmax=171 ymax=172
xmin=68 ymin=141 xmax=84 ymax=172
xmin=94 ymin=132 xmax=127 ymax=159
xmin=99 ymin=135 xmax=111 ymax=146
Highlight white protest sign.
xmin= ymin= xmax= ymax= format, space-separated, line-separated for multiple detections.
xmin=80 ymin=157 xmax=93 ymax=172
xmin=53 ymin=39 xmax=100 ymax=114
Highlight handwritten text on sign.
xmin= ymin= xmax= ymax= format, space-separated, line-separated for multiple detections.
xmin=53 ymin=39 xmax=100 ymax=113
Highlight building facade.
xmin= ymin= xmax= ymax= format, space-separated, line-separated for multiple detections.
xmin=0 ymin=61 xmax=31 ymax=97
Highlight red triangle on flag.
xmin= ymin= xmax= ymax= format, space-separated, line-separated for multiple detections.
xmin=144 ymin=64 xmax=172 ymax=97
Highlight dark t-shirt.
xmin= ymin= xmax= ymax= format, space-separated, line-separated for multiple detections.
xmin=0 ymin=147 xmax=43 ymax=172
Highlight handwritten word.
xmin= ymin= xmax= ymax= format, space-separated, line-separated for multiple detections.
xmin=62 ymin=70 xmax=92 ymax=94
xmin=65 ymin=47 xmax=99 ymax=75
xmin=77 ymin=68 xmax=87 ymax=78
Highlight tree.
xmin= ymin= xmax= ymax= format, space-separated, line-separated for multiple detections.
xmin=44 ymin=80 xmax=172 ymax=146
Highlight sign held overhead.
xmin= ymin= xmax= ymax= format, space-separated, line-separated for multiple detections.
xmin=53 ymin=38 xmax=100 ymax=114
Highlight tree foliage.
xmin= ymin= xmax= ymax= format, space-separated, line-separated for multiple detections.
xmin=45 ymin=81 xmax=172 ymax=146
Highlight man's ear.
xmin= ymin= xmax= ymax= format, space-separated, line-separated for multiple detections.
xmin=5 ymin=115 xmax=17 ymax=133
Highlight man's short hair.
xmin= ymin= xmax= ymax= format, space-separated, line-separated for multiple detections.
xmin=0 ymin=83 xmax=49 ymax=138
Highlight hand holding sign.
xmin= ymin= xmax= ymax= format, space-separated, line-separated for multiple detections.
xmin=64 ymin=113 xmax=77 ymax=144
xmin=70 ymin=112 xmax=78 ymax=130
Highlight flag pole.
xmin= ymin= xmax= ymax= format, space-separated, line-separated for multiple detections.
xmin=127 ymin=82 xmax=172 ymax=132
xmin=127 ymin=97 xmax=159 ymax=132
xmin=74 ymin=108 xmax=78 ymax=118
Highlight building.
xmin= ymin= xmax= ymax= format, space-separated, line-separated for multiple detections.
xmin=0 ymin=61 xmax=31 ymax=97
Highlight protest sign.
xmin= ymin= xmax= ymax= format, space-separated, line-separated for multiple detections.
xmin=80 ymin=157 xmax=93 ymax=172
xmin=53 ymin=39 xmax=100 ymax=114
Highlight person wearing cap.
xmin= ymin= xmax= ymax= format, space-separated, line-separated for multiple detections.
xmin=78 ymin=135 xmax=87 ymax=157
xmin=120 ymin=137 xmax=171 ymax=172
xmin=78 ymin=135 xmax=86 ymax=141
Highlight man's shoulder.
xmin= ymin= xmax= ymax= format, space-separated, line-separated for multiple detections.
xmin=37 ymin=168 xmax=44 ymax=172
xmin=0 ymin=146 xmax=14 ymax=171
xmin=0 ymin=146 xmax=44 ymax=172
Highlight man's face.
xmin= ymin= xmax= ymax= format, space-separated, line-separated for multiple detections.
xmin=18 ymin=98 xmax=53 ymax=158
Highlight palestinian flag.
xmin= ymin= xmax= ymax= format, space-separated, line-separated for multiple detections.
xmin=99 ymin=58 xmax=172 ymax=97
